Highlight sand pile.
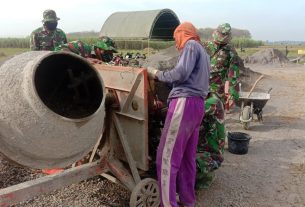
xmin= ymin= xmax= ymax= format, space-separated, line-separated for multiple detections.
xmin=142 ymin=45 xmax=260 ymax=102
xmin=244 ymin=48 xmax=290 ymax=65
xmin=142 ymin=46 xmax=179 ymax=70
xmin=142 ymin=46 xmax=179 ymax=103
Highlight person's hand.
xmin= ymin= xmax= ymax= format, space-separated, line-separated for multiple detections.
xmin=147 ymin=66 xmax=159 ymax=79
xmin=87 ymin=58 xmax=102 ymax=64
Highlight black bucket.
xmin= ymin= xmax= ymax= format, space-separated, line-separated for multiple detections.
xmin=228 ymin=132 xmax=251 ymax=155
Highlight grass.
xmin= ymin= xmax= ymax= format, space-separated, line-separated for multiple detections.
xmin=117 ymin=48 xmax=160 ymax=58
xmin=236 ymin=45 xmax=305 ymax=60
xmin=236 ymin=47 xmax=260 ymax=59
xmin=1 ymin=45 xmax=304 ymax=65
xmin=0 ymin=48 xmax=29 ymax=62
xmin=0 ymin=47 xmax=154 ymax=62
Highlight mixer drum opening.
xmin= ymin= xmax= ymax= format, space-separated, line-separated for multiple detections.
xmin=34 ymin=54 xmax=103 ymax=119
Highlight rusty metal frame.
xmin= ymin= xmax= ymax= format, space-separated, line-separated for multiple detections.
xmin=113 ymin=114 xmax=141 ymax=184
xmin=94 ymin=65 xmax=149 ymax=171
xmin=121 ymin=73 xmax=142 ymax=112
xmin=0 ymin=65 xmax=150 ymax=207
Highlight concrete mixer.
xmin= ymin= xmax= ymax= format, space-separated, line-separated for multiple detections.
xmin=0 ymin=51 xmax=161 ymax=207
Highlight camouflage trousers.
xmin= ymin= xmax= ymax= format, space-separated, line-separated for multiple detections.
xmin=196 ymin=93 xmax=225 ymax=189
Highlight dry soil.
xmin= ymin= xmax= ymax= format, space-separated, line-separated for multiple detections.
xmin=197 ymin=64 xmax=305 ymax=207
xmin=0 ymin=62 xmax=305 ymax=207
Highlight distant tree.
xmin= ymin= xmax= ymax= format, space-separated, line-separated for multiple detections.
xmin=66 ymin=31 xmax=99 ymax=39
xmin=197 ymin=27 xmax=251 ymax=40
xmin=197 ymin=28 xmax=214 ymax=40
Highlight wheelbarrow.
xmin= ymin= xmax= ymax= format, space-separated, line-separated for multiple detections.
xmin=236 ymin=88 xmax=272 ymax=129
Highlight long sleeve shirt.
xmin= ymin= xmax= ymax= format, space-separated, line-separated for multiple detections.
xmin=156 ymin=40 xmax=210 ymax=100
xmin=203 ymin=41 xmax=240 ymax=101
xmin=30 ymin=27 xmax=67 ymax=51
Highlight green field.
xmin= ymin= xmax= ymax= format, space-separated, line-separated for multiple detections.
xmin=1 ymin=45 xmax=304 ymax=64
xmin=0 ymin=48 xmax=29 ymax=62
xmin=236 ymin=45 xmax=304 ymax=60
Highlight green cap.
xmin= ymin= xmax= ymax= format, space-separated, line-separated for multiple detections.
xmin=94 ymin=36 xmax=117 ymax=53
xmin=42 ymin=10 xmax=60 ymax=22
xmin=212 ymin=23 xmax=232 ymax=44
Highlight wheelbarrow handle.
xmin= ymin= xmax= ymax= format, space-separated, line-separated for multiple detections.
xmin=267 ymin=88 xmax=272 ymax=94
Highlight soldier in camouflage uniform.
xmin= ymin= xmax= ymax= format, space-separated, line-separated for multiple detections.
xmin=54 ymin=36 xmax=117 ymax=62
xmin=30 ymin=10 xmax=67 ymax=51
xmin=196 ymin=23 xmax=240 ymax=189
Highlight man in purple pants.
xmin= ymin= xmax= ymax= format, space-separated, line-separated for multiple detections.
xmin=147 ymin=22 xmax=210 ymax=207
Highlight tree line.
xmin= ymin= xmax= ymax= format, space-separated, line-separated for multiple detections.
xmin=0 ymin=36 xmax=263 ymax=50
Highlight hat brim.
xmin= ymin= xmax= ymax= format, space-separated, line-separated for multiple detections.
xmin=42 ymin=17 xmax=60 ymax=22
xmin=213 ymin=31 xmax=232 ymax=44
xmin=96 ymin=45 xmax=118 ymax=53
xmin=109 ymin=46 xmax=118 ymax=53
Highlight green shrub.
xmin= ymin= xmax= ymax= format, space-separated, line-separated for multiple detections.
xmin=67 ymin=37 xmax=175 ymax=50
xmin=0 ymin=38 xmax=30 ymax=48
xmin=231 ymin=37 xmax=264 ymax=48
xmin=0 ymin=36 xmax=263 ymax=50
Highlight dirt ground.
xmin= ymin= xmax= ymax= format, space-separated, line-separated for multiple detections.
xmin=198 ymin=64 xmax=305 ymax=207
xmin=1 ymin=61 xmax=305 ymax=207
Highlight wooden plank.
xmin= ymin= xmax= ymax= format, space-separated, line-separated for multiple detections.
xmin=87 ymin=127 xmax=121 ymax=187
xmin=100 ymin=173 xmax=119 ymax=184
xmin=89 ymin=126 xmax=105 ymax=163
xmin=247 ymin=75 xmax=264 ymax=98
xmin=0 ymin=161 xmax=105 ymax=207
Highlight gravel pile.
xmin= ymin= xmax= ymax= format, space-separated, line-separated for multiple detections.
xmin=244 ymin=48 xmax=290 ymax=65
xmin=0 ymin=155 xmax=43 ymax=189
xmin=15 ymin=177 xmax=130 ymax=207
xmin=0 ymin=155 xmax=130 ymax=207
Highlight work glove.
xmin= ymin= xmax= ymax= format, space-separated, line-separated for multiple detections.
xmin=147 ymin=66 xmax=159 ymax=80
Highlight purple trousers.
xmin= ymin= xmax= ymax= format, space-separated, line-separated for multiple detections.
xmin=156 ymin=97 xmax=204 ymax=207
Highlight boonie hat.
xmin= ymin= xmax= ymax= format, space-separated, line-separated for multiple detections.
xmin=212 ymin=23 xmax=232 ymax=44
xmin=42 ymin=9 xmax=60 ymax=22
xmin=94 ymin=36 xmax=118 ymax=53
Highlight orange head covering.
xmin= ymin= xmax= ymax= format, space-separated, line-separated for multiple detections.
xmin=173 ymin=22 xmax=201 ymax=51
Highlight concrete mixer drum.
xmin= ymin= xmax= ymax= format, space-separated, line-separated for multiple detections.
xmin=0 ymin=51 xmax=106 ymax=169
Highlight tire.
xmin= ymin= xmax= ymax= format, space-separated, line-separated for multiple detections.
xmin=241 ymin=106 xmax=251 ymax=130
xmin=130 ymin=178 xmax=160 ymax=207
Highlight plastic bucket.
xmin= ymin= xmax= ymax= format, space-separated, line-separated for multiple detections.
xmin=228 ymin=132 xmax=251 ymax=155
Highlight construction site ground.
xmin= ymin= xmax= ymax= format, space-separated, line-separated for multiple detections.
xmin=199 ymin=64 xmax=305 ymax=207
xmin=0 ymin=62 xmax=305 ymax=207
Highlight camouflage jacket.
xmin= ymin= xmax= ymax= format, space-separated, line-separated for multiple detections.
xmin=30 ymin=27 xmax=67 ymax=51
xmin=54 ymin=40 xmax=94 ymax=58
xmin=203 ymin=41 xmax=240 ymax=101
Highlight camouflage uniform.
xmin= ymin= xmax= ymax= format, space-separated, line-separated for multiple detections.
xmin=30 ymin=10 xmax=67 ymax=51
xmin=97 ymin=36 xmax=118 ymax=62
xmin=196 ymin=23 xmax=240 ymax=189
xmin=54 ymin=40 xmax=94 ymax=58
xmin=54 ymin=37 xmax=117 ymax=62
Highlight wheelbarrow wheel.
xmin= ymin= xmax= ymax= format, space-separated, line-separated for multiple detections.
xmin=241 ymin=106 xmax=251 ymax=130
xmin=130 ymin=178 xmax=160 ymax=207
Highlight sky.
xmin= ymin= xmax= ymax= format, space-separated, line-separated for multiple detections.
xmin=0 ymin=0 xmax=304 ymax=41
